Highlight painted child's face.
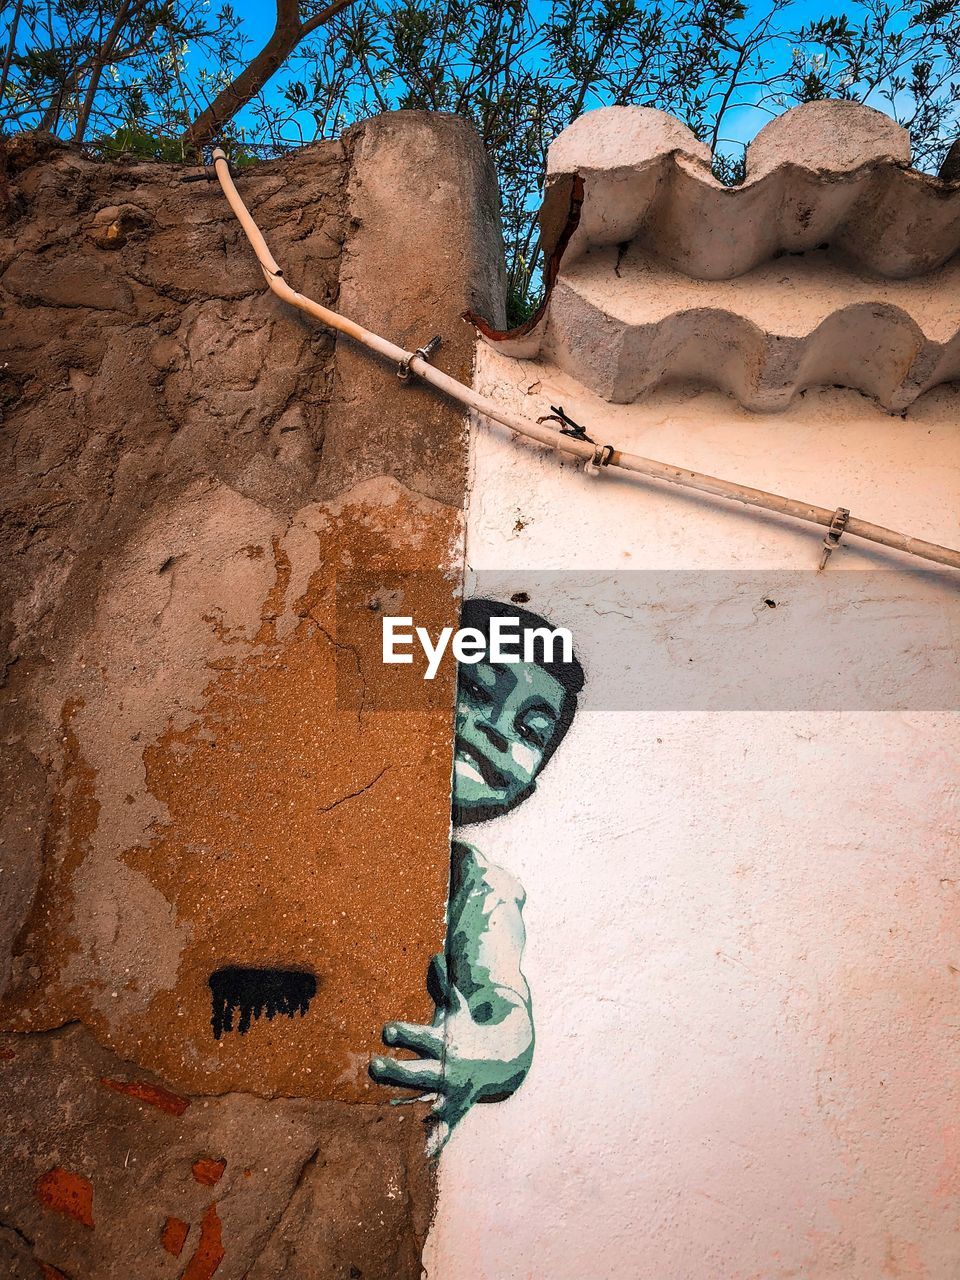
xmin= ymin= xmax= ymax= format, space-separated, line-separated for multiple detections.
xmin=452 ymin=659 xmax=567 ymax=822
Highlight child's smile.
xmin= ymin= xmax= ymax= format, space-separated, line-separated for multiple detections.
xmin=452 ymin=659 xmax=566 ymax=823
xmin=453 ymin=735 xmax=510 ymax=791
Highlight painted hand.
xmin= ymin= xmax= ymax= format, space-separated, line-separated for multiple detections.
xmin=370 ymin=979 xmax=534 ymax=1156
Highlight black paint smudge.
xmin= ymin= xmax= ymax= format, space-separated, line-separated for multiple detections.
xmin=208 ymin=967 xmax=317 ymax=1040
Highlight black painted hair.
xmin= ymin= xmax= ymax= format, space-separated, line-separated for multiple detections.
xmin=458 ymin=596 xmax=585 ymax=768
xmin=208 ymin=967 xmax=316 ymax=1040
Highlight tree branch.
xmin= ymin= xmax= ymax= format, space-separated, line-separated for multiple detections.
xmin=0 ymin=0 xmax=25 ymax=110
xmin=74 ymin=0 xmax=151 ymax=143
xmin=181 ymin=0 xmax=357 ymax=150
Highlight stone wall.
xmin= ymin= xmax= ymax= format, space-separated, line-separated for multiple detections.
xmin=0 ymin=112 xmax=504 ymax=1278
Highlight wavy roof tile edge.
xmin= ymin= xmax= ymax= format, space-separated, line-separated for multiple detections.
xmin=543 ymin=284 xmax=960 ymax=412
xmin=542 ymin=101 xmax=959 ymax=277
xmin=466 ymin=102 xmax=960 ymax=408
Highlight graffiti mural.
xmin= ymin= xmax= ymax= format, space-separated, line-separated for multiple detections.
xmin=370 ymin=598 xmax=584 ymax=1150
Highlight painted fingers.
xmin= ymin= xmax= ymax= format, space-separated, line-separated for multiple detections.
xmin=383 ymin=1019 xmax=444 ymax=1057
xmin=369 ymin=1019 xmax=444 ymax=1089
xmin=369 ymin=1053 xmax=443 ymax=1091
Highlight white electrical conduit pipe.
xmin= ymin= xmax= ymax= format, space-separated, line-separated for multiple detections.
xmin=211 ymin=149 xmax=960 ymax=573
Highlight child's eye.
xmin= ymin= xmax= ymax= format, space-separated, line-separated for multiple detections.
xmin=517 ymin=722 xmax=545 ymax=748
xmin=461 ymin=676 xmax=491 ymax=704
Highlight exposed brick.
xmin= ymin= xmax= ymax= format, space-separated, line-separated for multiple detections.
xmin=101 ymin=1077 xmax=191 ymax=1116
xmin=181 ymin=1203 xmax=224 ymax=1280
xmin=38 ymin=1263 xmax=71 ymax=1279
xmin=161 ymin=1215 xmax=190 ymax=1257
xmin=191 ymin=1157 xmax=226 ymax=1186
xmin=34 ymin=1167 xmax=94 ymax=1229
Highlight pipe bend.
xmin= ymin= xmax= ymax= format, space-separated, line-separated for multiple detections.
xmin=208 ymin=150 xmax=960 ymax=573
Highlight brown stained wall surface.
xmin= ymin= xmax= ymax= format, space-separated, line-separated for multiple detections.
xmin=0 ymin=113 xmax=505 ymax=1276
xmin=4 ymin=482 xmax=458 ymax=1098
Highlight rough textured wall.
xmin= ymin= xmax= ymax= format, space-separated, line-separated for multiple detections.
xmin=427 ymin=104 xmax=960 ymax=1279
xmin=0 ymin=111 xmax=504 ymax=1277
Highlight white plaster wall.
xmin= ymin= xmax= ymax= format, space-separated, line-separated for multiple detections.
xmin=425 ymin=354 xmax=960 ymax=1279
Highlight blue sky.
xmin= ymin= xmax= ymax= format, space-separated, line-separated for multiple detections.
xmin=209 ymin=0 xmax=957 ymax=169
xmin=10 ymin=0 xmax=953 ymax=170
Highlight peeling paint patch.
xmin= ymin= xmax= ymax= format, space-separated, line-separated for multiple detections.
xmin=254 ymin=535 xmax=293 ymax=645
